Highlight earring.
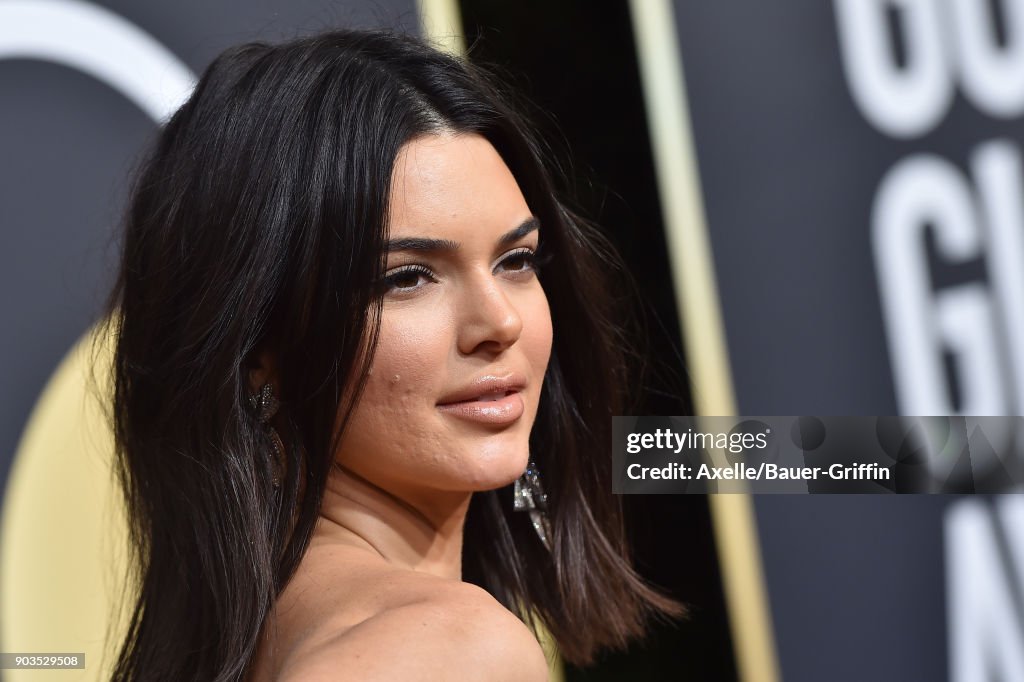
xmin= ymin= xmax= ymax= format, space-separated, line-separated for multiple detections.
xmin=513 ymin=461 xmax=552 ymax=551
xmin=249 ymin=382 xmax=285 ymax=487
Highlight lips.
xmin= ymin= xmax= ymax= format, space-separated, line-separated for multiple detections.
xmin=436 ymin=374 xmax=527 ymax=425
xmin=436 ymin=374 xmax=527 ymax=406
xmin=473 ymin=390 xmax=514 ymax=402
xmin=441 ymin=389 xmax=515 ymax=405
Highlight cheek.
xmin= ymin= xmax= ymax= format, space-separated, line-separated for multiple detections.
xmin=522 ymin=288 xmax=553 ymax=378
xmin=337 ymin=305 xmax=452 ymax=460
xmin=373 ymin=312 xmax=443 ymax=393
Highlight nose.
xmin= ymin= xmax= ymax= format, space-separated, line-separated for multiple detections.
xmin=456 ymin=279 xmax=523 ymax=356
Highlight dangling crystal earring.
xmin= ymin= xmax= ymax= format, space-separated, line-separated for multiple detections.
xmin=249 ymin=382 xmax=285 ymax=487
xmin=514 ymin=461 xmax=552 ymax=551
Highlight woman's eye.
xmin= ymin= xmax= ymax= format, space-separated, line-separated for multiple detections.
xmin=381 ymin=265 xmax=435 ymax=293
xmin=497 ymin=248 xmax=539 ymax=275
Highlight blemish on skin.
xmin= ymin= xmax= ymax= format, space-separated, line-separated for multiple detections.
xmin=391 ymin=374 xmax=401 ymax=384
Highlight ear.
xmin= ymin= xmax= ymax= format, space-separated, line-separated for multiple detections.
xmin=246 ymin=349 xmax=278 ymax=394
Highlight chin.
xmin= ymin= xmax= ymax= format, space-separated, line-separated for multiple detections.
xmin=454 ymin=441 xmax=531 ymax=492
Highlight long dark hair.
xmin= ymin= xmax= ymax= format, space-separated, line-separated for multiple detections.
xmin=98 ymin=28 xmax=680 ymax=681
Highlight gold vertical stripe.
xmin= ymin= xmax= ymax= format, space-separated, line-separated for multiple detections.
xmin=415 ymin=0 xmax=466 ymax=56
xmin=627 ymin=1 xmax=781 ymax=681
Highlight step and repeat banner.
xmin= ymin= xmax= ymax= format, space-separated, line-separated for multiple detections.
xmin=662 ymin=2 xmax=1024 ymax=681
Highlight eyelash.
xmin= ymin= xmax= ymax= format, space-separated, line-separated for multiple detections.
xmin=379 ymin=247 xmax=549 ymax=294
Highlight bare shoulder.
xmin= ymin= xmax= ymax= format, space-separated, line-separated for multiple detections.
xmin=280 ymin=580 xmax=548 ymax=681
xmin=266 ymin=546 xmax=548 ymax=681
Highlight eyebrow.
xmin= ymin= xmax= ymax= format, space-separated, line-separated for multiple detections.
xmin=385 ymin=216 xmax=540 ymax=253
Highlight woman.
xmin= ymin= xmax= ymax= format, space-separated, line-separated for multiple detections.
xmin=101 ymin=29 xmax=680 ymax=681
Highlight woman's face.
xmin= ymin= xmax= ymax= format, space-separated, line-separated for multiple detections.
xmin=335 ymin=132 xmax=553 ymax=508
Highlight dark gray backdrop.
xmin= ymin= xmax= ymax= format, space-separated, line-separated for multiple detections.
xmin=674 ymin=2 xmax=1024 ymax=681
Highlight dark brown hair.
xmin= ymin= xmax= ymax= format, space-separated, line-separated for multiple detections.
xmin=99 ymin=28 xmax=680 ymax=681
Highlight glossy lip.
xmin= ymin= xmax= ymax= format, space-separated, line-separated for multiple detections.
xmin=436 ymin=373 xmax=527 ymax=405
xmin=436 ymin=373 xmax=527 ymax=426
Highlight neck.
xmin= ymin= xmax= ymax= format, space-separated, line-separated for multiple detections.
xmin=316 ymin=464 xmax=471 ymax=580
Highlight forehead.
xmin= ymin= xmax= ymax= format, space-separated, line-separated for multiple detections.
xmin=387 ymin=133 xmax=532 ymax=239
